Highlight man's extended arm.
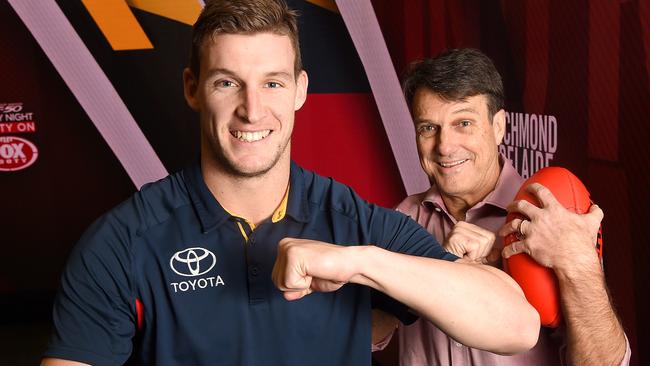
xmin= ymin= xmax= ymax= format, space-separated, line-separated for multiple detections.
xmin=41 ymin=359 xmax=89 ymax=366
xmin=501 ymin=183 xmax=628 ymax=365
xmin=273 ymin=238 xmax=540 ymax=354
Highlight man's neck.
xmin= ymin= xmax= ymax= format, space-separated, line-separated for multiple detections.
xmin=441 ymin=195 xmax=473 ymax=222
xmin=201 ymin=157 xmax=291 ymax=227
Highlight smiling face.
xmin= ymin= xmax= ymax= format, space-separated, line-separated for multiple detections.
xmin=412 ymin=88 xmax=505 ymax=206
xmin=183 ymin=32 xmax=308 ymax=178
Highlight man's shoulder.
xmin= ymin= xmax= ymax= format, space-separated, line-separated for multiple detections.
xmin=293 ymin=162 xmax=378 ymax=220
xmin=136 ymin=169 xmax=190 ymax=213
xmin=83 ymin=170 xmax=191 ymax=246
xmin=395 ymin=190 xmax=430 ymax=216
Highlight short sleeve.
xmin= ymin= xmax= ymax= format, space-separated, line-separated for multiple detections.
xmin=619 ymin=333 xmax=632 ymax=366
xmin=366 ymin=204 xmax=457 ymax=261
xmin=363 ymin=203 xmax=458 ymax=323
xmin=43 ymin=214 xmax=136 ymax=366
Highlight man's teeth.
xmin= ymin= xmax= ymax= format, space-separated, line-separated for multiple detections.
xmin=233 ymin=130 xmax=271 ymax=142
xmin=439 ymin=159 xmax=467 ymax=168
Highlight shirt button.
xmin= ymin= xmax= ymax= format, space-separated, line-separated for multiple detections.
xmin=434 ymin=207 xmax=442 ymax=212
xmin=455 ymin=341 xmax=463 ymax=347
xmin=250 ymin=266 xmax=259 ymax=276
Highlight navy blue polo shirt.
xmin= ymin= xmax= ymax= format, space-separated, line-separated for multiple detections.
xmin=45 ymin=161 xmax=457 ymax=366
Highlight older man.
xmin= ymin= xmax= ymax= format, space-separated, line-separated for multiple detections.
xmin=373 ymin=48 xmax=630 ymax=366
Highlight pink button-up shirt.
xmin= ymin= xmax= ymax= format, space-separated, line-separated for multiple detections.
xmin=388 ymin=157 xmax=631 ymax=366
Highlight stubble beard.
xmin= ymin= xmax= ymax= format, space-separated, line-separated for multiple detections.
xmin=209 ymin=137 xmax=290 ymax=179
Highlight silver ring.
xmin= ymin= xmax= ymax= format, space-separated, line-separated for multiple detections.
xmin=516 ymin=219 xmax=527 ymax=240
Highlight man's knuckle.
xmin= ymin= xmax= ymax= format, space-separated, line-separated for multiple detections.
xmin=538 ymin=185 xmax=550 ymax=196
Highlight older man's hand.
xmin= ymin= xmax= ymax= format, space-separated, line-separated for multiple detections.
xmin=444 ymin=221 xmax=500 ymax=266
xmin=499 ymin=183 xmax=603 ymax=276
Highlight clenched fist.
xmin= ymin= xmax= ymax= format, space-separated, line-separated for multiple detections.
xmin=444 ymin=221 xmax=500 ymax=266
xmin=272 ymin=238 xmax=361 ymax=300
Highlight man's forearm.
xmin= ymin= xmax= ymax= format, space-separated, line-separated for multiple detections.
xmin=349 ymin=245 xmax=540 ymax=354
xmin=557 ymin=261 xmax=627 ymax=366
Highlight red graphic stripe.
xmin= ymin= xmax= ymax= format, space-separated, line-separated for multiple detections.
xmin=336 ymin=0 xmax=430 ymax=195
xmin=136 ymin=298 xmax=144 ymax=331
xmin=293 ymin=93 xmax=406 ymax=208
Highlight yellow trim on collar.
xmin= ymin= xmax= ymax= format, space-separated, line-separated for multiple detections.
xmin=235 ymin=221 xmax=250 ymax=242
xmin=271 ymin=184 xmax=290 ymax=223
xmin=222 ymin=207 xmax=255 ymax=233
xmin=223 ymin=184 xmax=289 ymax=239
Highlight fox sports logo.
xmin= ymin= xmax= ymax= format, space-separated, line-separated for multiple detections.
xmin=170 ymin=247 xmax=216 ymax=277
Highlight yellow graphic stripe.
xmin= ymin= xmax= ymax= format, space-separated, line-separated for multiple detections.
xmin=306 ymin=0 xmax=339 ymax=13
xmin=81 ymin=0 xmax=153 ymax=50
xmin=127 ymin=0 xmax=201 ymax=26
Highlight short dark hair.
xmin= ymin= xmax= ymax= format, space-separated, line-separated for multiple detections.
xmin=189 ymin=0 xmax=302 ymax=78
xmin=402 ymin=48 xmax=504 ymax=119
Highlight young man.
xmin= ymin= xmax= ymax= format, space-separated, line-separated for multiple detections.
xmin=41 ymin=4 xmax=538 ymax=366
xmin=373 ymin=48 xmax=630 ymax=366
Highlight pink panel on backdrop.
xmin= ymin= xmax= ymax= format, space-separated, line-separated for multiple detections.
xmin=588 ymin=1 xmax=620 ymax=162
xmin=292 ymin=93 xmax=407 ymax=208
xmin=8 ymin=0 xmax=168 ymax=188
xmin=336 ymin=0 xmax=430 ymax=195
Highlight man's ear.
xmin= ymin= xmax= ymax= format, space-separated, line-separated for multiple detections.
xmin=294 ymin=70 xmax=309 ymax=111
xmin=492 ymin=109 xmax=506 ymax=145
xmin=183 ymin=68 xmax=200 ymax=111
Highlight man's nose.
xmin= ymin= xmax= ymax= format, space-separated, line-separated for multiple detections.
xmin=435 ymin=128 xmax=457 ymax=156
xmin=237 ymin=87 xmax=266 ymax=123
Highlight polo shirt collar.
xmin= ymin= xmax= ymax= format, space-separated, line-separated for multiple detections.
xmin=420 ymin=153 xmax=523 ymax=214
xmin=183 ymin=160 xmax=311 ymax=233
xmin=183 ymin=161 xmax=230 ymax=233
xmin=286 ymin=161 xmax=311 ymax=223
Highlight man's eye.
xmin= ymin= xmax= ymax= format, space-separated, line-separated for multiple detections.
xmin=418 ymin=124 xmax=437 ymax=136
xmin=459 ymin=120 xmax=472 ymax=127
xmin=217 ymin=80 xmax=236 ymax=88
xmin=265 ymin=82 xmax=282 ymax=88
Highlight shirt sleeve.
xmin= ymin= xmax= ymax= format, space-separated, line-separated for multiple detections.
xmin=43 ymin=213 xmax=136 ymax=366
xmin=366 ymin=203 xmax=458 ymax=261
xmin=363 ymin=202 xmax=459 ymax=324
xmin=619 ymin=333 xmax=632 ymax=366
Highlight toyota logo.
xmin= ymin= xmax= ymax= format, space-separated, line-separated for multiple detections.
xmin=170 ymin=247 xmax=216 ymax=277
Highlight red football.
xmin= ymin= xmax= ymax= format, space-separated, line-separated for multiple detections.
xmin=504 ymin=167 xmax=598 ymax=327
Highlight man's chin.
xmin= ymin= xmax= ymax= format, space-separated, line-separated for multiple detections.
xmin=435 ymin=178 xmax=468 ymax=195
xmin=222 ymin=157 xmax=280 ymax=178
xmin=209 ymin=142 xmax=289 ymax=178
xmin=228 ymin=164 xmax=273 ymax=178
